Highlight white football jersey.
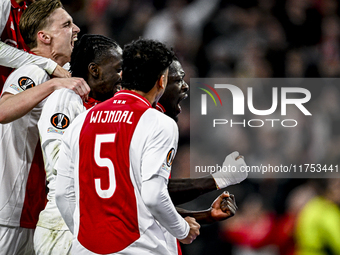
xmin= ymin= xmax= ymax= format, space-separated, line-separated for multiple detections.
xmin=37 ymin=88 xmax=85 ymax=230
xmin=0 ymin=64 xmax=48 ymax=228
xmin=56 ymin=91 xmax=184 ymax=254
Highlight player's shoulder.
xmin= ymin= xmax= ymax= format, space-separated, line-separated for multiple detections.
xmin=4 ymin=64 xmax=49 ymax=93
xmin=142 ymin=108 xmax=178 ymax=133
xmin=9 ymin=64 xmax=48 ymax=83
xmin=14 ymin=63 xmax=46 ymax=74
xmin=145 ymin=108 xmax=176 ymax=123
xmin=49 ymin=88 xmax=79 ymax=101
xmin=45 ymin=88 xmax=82 ymax=111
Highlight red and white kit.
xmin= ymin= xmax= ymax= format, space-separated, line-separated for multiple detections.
xmin=0 ymin=64 xmax=48 ymax=253
xmin=0 ymin=64 xmax=48 ymax=228
xmin=35 ymin=88 xmax=98 ymax=255
xmin=56 ymin=90 xmax=189 ymax=254
xmin=0 ymin=0 xmax=56 ymax=93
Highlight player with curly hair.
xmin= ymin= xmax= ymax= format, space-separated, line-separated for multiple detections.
xmin=55 ymin=38 xmax=200 ymax=254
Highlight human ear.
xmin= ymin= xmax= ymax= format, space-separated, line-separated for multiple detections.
xmin=88 ymin=62 xmax=99 ymax=78
xmin=158 ymin=74 xmax=168 ymax=90
xmin=37 ymin=31 xmax=51 ymax=44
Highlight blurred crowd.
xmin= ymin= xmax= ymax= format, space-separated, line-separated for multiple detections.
xmin=61 ymin=0 xmax=340 ymax=254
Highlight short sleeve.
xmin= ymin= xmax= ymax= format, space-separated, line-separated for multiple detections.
xmin=2 ymin=64 xmax=49 ymax=95
xmin=38 ymin=88 xmax=85 ymax=146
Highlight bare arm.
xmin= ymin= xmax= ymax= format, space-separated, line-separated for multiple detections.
xmin=0 ymin=77 xmax=89 ymax=124
xmin=168 ymin=175 xmax=217 ymax=205
xmin=169 ymin=152 xmax=247 ymax=205
xmin=176 ymin=192 xmax=237 ymax=224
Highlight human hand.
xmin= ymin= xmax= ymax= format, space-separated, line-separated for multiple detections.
xmin=52 ymin=77 xmax=90 ymax=100
xmin=51 ymin=65 xmax=71 ymax=78
xmin=212 ymin=151 xmax=248 ymax=189
xmin=179 ymin=217 xmax=200 ymax=244
xmin=210 ymin=191 xmax=237 ymax=222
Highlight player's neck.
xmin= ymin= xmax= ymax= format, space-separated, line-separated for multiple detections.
xmin=31 ymin=47 xmax=68 ymax=67
xmin=129 ymin=90 xmax=153 ymax=105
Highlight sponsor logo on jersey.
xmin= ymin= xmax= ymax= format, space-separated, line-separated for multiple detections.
xmin=18 ymin=77 xmax=35 ymax=90
xmin=166 ymin=148 xmax=175 ymax=167
xmin=47 ymin=127 xmax=65 ymax=135
xmin=161 ymin=163 xmax=171 ymax=173
xmin=51 ymin=113 xmax=70 ymax=129
xmin=9 ymin=84 xmax=22 ymax=92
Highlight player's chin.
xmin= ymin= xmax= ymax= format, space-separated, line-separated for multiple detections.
xmin=172 ymin=108 xmax=180 ymax=122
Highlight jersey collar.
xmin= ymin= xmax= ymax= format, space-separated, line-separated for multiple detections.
xmin=83 ymin=96 xmax=101 ymax=110
xmin=155 ymin=103 xmax=166 ymax=113
xmin=114 ymin=90 xmax=152 ymax=107
xmin=11 ymin=0 xmax=27 ymax=9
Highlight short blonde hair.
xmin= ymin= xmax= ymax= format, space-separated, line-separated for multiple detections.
xmin=19 ymin=0 xmax=63 ymax=49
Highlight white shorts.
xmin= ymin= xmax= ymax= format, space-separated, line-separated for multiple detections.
xmin=0 ymin=225 xmax=34 ymax=255
xmin=34 ymin=226 xmax=73 ymax=255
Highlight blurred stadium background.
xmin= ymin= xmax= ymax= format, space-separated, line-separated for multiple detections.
xmin=61 ymin=0 xmax=340 ymax=254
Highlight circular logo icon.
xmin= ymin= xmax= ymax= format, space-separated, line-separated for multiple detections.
xmin=166 ymin=148 xmax=175 ymax=167
xmin=18 ymin=77 xmax=35 ymax=90
xmin=50 ymin=113 xmax=70 ymax=129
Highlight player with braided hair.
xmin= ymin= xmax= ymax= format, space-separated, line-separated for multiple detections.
xmin=54 ymin=38 xmax=245 ymax=255
xmin=69 ymin=34 xmax=122 ymax=103
xmin=34 ymin=34 xmax=122 ymax=255
xmin=54 ymin=38 xmax=200 ymax=254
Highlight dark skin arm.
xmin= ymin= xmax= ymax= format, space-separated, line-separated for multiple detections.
xmin=176 ymin=192 xmax=237 ymax=224
xmin=168 ymin=175 xmax=217 ymax=206
xmin=168 ymin=155 xmax=244 ymax=206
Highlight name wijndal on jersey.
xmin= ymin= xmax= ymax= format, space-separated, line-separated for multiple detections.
xmin=90 ymin=110 xmax=134 ymax=124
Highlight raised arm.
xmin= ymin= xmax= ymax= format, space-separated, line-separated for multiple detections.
xmin=169 ymin=152 xmax=247 ymax=205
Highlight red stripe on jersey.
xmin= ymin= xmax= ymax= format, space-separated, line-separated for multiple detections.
xmin=155 ymin=102 xmax=166 ymax=113
xmin=0 ymin=0 xmax=30 ymax=92
xmin=177 ymin=239 xmax=183 ymax=255
xmin=83 ymin=96 xmax=101 ymax=110
xmin=77 ymin=91 xmax=151 ymax=254
xmin=20 ymin=141 xmax=46 ymax=228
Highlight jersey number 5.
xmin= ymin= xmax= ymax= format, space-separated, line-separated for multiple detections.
xmin=94 ymin=133 xmax=116 ymax=198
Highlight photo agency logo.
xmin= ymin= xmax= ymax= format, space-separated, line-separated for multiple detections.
xmin=190 ymin=78 xmax=340 ymax=179
xmin=198 ymin=82 xmax=312 ymax=128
